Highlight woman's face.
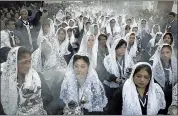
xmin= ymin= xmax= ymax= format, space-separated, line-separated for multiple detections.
xmin=133 ymin=69 xmax=150 ymax=88
xmin=87 ymin=35 xmax=95 ymax=49
xmin=74 ymin=59 xmax=89 ymax=78
xmin=163 ymin=34 xmax=172 ymax=45
xmin=67 ymin=29 xmax=72 ymax=38
xmin=58 ymin=30 xmax=66 ymax=41
xmin=17 ymin=53 xmax=31 ymax=75
xmin=115 ymin=44 xmax=127 ymax=57
xmin=129 ymin=35 xmax=135 ymax=45
xmin=99 ymin=36 xmax=107 ymax=47
xmin=160 ymin=47 xmax=172 ymax=62
xmin=153 ymin=26 xmax=159 ymax=34
xmin=42 ymin=24 xmax=50 ymax=35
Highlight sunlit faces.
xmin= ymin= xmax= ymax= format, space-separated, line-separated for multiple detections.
xmin=110 ymin=19 xmax=116 ymax=28
xmin=87 ymin=35 xmax=95 ymax=49
xmin=17 ymin=53 xmax=31 ymax=75
xmin=160 ymin=46 xmax=172 ymax=62
xmin=115 ymin=44 xmax=127 ymax=57
xmin=94 ymin=25 xmax=98 ymax=35
xmin=74 ymin=58 xmax=89 ymax=79
xmin=163 ymin=34 xmax=172 ymax=45
xmin=129 ymin=34 xmax=135 ymax=45
xmin=58 ymin=29 xmax=66 ymax=41
xmin=153 ymin=25 xmax=159 ymax=34
xmin=133 ymin=68 xmax=151 ymax=88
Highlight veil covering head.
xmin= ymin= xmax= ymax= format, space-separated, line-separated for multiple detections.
xmin=150 ymin=44 xmax=177 ymax=88
xmin=1 ymin=46 xmax=46 ymax=115
xmin=78 ymin=33 xmax=98 ymax=68
xmin=54 ymin=27 xmax=71 ymax=56
xmin=60 ymin=52 xmax=108 ymax=112
xmin=122 ymin=62 xmax=166 ymax=115
xmin=103 ymin=38 xmax=134 ymax=78
xmin=37 ymin=18 xmax=55 ymax=46
xmin=125 ymin=32 xmax=138 ymax=58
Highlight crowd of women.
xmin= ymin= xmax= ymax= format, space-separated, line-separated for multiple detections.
xmin=0 ymin=2 xmax=177 ymax=115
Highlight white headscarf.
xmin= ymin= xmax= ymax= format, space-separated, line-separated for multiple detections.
xmin=157 ymin=32 xmax=175 ymax=47
xmin=78 ymin=33 xmax=98 ymax=68
xmin=125 ymin=32 xmax=138 ymax=58
xmin=103 ymin=38 xmax=134 ymax=78
xmin=54 ymin=27 xmax=71 ymax=56
xmin=1 ymin=46 xmax=46 ymax=115
xmin=151 ymin=24 xmax=161 ymax=38
xmin=122 ymin=62 xmax=166 ymax=115
xmin=37 ymin=18 xmax=55 ymax=46
xmin=32 ymin=36 xmax=67 ymax=77
xmin=138 ymin=19 xmax=150 ymax=35
xmin=65 ymin=26 xmax=76 ymax=45
xmin=150 ymin=44 xmax=177 ymax=88
xmin=60 ymin=52 xmax=108 ymax=112
xmin=149 ymin=32 xmax=163 ymax=47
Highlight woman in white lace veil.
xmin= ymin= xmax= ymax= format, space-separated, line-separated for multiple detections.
xmin=54 ymin=27 xmax=71 ymax=56
xmin=121 ymin=62 xmax=166 ymax=115
xmin=37 ymin=18 xmax=55 ymax=46
xmin=157 ymin=32 xmax=175 ymax=47
xmin=138 ymin=19 xmax=150 ymax=35
xmin=78 ymin=33 xmax=98 ymax=68
xmin=60 ymin=52 xmax=107 ymax=113
xmin=150 ymin=24 xmax=161 ymax=38
xmin=125 ymin=32 xmax=138 ymax=63
xmin=1 ymin=46 xmax=47 ymax=115
xmin=31 ymin=35 xmax=67 ymax=92
xmin=150 ymin=44 xmax=177 ymax=114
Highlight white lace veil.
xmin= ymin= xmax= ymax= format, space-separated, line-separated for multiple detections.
xmin=65 ymin=26 xmax=76 ymax=45
xmin=60 ymin=52 xmax=108 ymax=112
xmin=78 ymin=33 xmax=98 ymax=68
xmin=32 ymin=36 xmax=67 ymax=75
xmin=37 ymin=18 xmax=55 ymax=46
xmin=122 ymin=62 xmax=166 ymax=115
xmin=54 ymin=27 xmax=71 ymax=56
xmin=103 ymin=38 xmax=134 ymax=78
xmin=1 ymin=46 xmax=44 ymax=115
xmin=150 ymin=44 xmax=177 ymax=88
xmin=125 ymin=32 xmax=138 ymax=58
xmin=138 ymin=19 xmax=150 ymax=35
xmin=157 ymin=32 xmax=175 ymax=47
xmin=149 ymin=32 xmax=163 ymax=47
xmin=151 ymin=24 xmax=161 ymax=38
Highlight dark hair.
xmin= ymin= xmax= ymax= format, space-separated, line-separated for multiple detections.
xmin=98 ymin=34 xmax=108 ymax=41
xmin=0 ymin=47 xmax=11 ymax=63
xmin=169 ymin=12 xmax=176 ymax=17
xmin=133 ymin=64 xmax=152 ymax=78
xmin=86 ymin=21 xmax=91 ymax=25
xmin=163 ymin=32 xmax=173 ymax=45
xmin=110 ymin=19 xmax=116 ymax=23
xmin=115 ymin=39 xmax=127 ymax=50
xmin=125 ymin=25 xmax=131 ymax=30
xmin=17 ymin=47 xmax=31 ymax=61
xmin=130 ymin=33 xmax=135 ymax=36
xmin=161 ymin=45 xmax=172 ymax=52
xmin=126 ymin=18 xmax=131 ymax=22
xmin=73 ymin=55 xmax=90 ymax=66
xmin=67 ymin=28 xmax=73 ymax=32
xmin=5 ymin=18 xmax=15 ymax=26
